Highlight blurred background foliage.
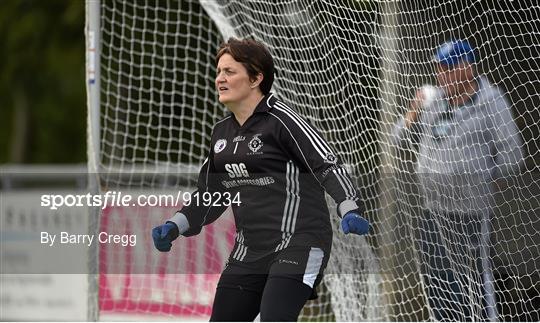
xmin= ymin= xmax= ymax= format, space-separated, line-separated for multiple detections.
xmin=0 ymin=0 xmax=85 ymax=164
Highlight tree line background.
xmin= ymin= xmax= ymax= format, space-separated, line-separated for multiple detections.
xmin=1 ymin=0 xmax=85 ymax=164
xmin=1 ymin=0 xmax=537 ymax=168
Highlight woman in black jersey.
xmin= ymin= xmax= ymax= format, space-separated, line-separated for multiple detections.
xmin=152 ymin=38 xmax=369 ymax=321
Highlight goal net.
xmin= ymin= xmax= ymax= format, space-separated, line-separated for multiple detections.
xmin=86 ymin=0 xmax=539 ymax=321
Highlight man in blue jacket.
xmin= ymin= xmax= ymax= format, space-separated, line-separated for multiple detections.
xmin=393 ymin=40 xmax=523 ymax=321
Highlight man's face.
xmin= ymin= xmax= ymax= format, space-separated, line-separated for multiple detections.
xmin=436 ymin=62 xmax=474 ymax=97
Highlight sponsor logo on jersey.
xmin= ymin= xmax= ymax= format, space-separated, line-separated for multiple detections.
xmin=322 ymin=164 xmax=340 ymax=177
xmin=278 ymin=259 xmax=299 ymax=265
xmin=214 ymin=139 xmax=227 ymax=153
xmin=225 ymin=163 xmax=249 ymax=178
xmin=323 ymin=152 xmax=338 ymax=164
xmin=233 ymin=135 xmax=246 ymax=142
xmin=221 ymin=176 xmax=275 ymax=188
xmin=247 ymin=134 xmax=263 ymax=155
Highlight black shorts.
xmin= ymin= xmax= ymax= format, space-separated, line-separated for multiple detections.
xmin=218 ymin=246 xmax=328 ymax=299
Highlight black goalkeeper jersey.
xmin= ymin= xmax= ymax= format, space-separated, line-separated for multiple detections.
xmin=178 ymin=93 xmax=364 ymax=262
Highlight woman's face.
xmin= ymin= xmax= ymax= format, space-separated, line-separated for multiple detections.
xmin=215 ymin=53 xmax=255 ymax=106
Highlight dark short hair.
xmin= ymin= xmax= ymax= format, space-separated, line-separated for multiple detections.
xmin=216 ymin=38 xmax=274 ymax=95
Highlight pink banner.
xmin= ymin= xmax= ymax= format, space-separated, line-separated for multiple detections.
xmin=99 ymin=205 xmax=235 ymax=317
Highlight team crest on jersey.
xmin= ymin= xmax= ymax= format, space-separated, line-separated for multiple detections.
xmin=324 ymin=153 xmax=338 ymax=164
xmin=247 ymin=134 xmax=263 ymax=155
xmin=214 ymin=139 xmax=227 ymax=153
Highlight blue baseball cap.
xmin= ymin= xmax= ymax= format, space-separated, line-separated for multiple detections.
xmin=434 ymin=40 xmax=476 ymax=67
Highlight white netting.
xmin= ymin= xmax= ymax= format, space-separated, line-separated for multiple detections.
xmin=88 ymin=0 xmax=540 ymax=321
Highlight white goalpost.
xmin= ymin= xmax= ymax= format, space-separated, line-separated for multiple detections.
xmin=86 ymin=0 xmax=540 ymax=321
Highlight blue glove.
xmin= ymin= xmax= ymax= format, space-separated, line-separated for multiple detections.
xmin=341 ymin=211 xmax=370 ymax=235
xmin=152 ymin=222 xmax=180 ymax=252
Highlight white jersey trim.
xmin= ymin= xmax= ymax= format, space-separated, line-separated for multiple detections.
xmin=276 ymin=161 xmax=300 ymax=251
xmin=333 ymin=167 xmax=356 ymax=199
xmin=233 ymin=230 xmax=247 ymax=261
xmin=268 ymin=112 xmax=320 ymax=183
xmin=303 ymin=247 xmax=324 ymax=288
xmin=274 ymin=102 xmax=334 ymax=159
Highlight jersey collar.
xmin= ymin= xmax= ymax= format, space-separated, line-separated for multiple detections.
xmin=253 ymin=92 xmax=277 ymax=113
